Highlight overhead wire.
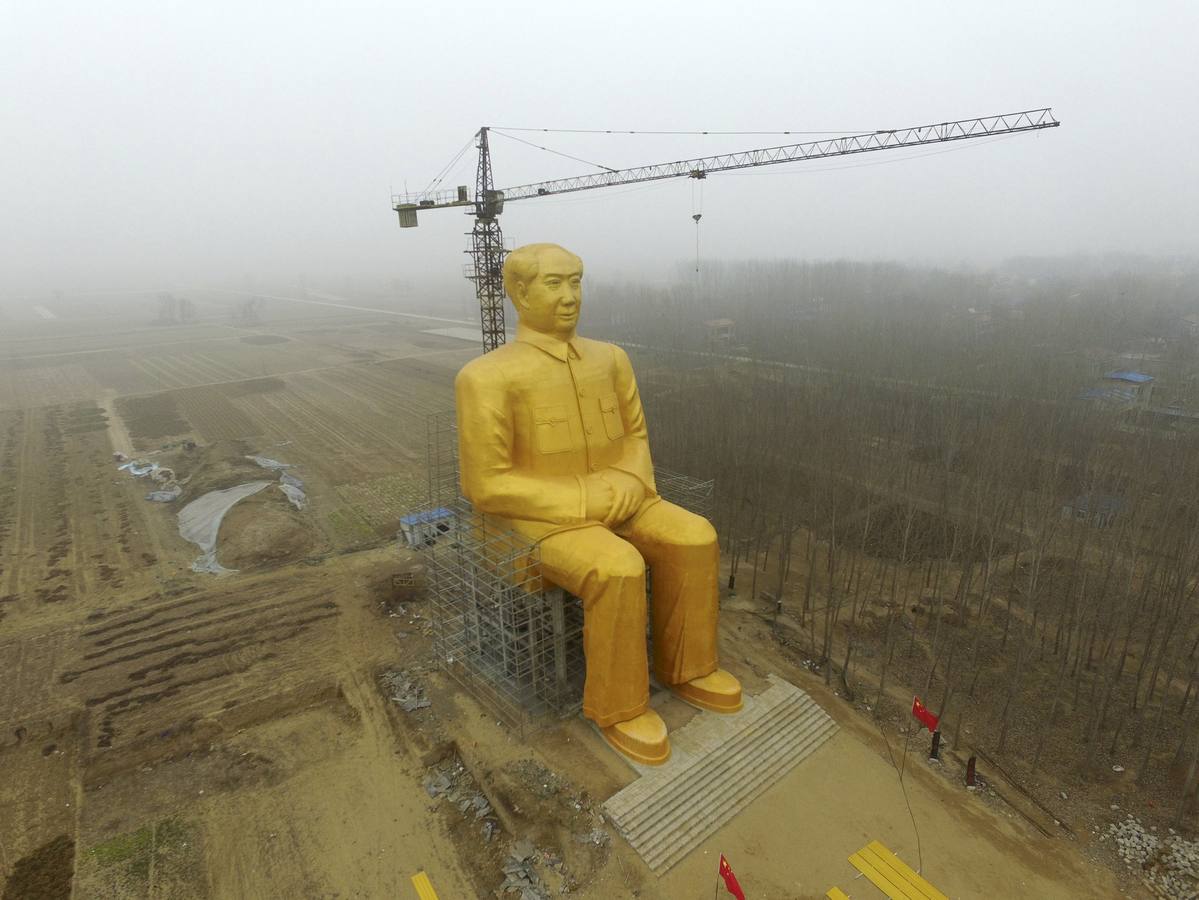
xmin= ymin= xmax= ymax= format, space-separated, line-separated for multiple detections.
xmin=875 ymin=714 xmax=925 ymax=874
xmin=490 ymin=129 xmax=618 ymax=173
xmin=491 ymin=126 xmax=879 ymax=136
xmin=421 ymin=132 xmax=478 ymax=196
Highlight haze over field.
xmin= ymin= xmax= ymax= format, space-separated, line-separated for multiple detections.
xmin=2 ymin=1 xmax=1198 ymax=298
xmin=9 ymin=7 xmax=1199 ymax=899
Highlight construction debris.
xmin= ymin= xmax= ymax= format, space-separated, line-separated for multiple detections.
xmin=500 ymin=839 xmax=549 ymax=899
xmin=249 ymin=454 xmax=308 ymax=509
xmin=381 ymin=670 xmax=430 ymax=712
xmin=1103 ymin=814 xmax=1199 ymax=899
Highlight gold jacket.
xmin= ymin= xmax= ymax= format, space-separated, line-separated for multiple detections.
xmin=454 ymin=323 xmax=659 ymax=542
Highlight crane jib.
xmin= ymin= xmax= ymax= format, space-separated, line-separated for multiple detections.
xmin=391 ymin=107 xmax=1059 ymax=352
xmin=500 ymin=109 xmax=1059 ymax=202
xmin=392 ymin=108 xmax=1058 ymax=211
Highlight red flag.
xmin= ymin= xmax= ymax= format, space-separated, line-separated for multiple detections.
xmin=912 ymin=696 xmax=940 ymax=732
xmin=718 ymin=853 xmax=746 ymax=900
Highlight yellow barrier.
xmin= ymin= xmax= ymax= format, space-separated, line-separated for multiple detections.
xmin=411 ymin=870 xmax=439 ymax=900
xmin=847 ymin=840 xmax=947 ymax=900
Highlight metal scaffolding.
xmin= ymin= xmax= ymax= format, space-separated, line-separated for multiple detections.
xmin=416 ymin=410 xmax=714 ymax=732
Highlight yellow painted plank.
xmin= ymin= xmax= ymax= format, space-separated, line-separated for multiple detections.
xmin=863 ymin=841 xmax=948 ymax=900
xmin=411 ymin=871 xmax=440 ymax=900
xmin=848 ymin=851 xmax=926 ymax=900
xmin=827 ymin=888 xmax=851 ymax=900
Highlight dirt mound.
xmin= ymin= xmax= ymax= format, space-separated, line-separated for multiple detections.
xmin=216 ymin=490 xmax=318 ymax=570
xmin=161 ymin=440 xmax=266 ymax=501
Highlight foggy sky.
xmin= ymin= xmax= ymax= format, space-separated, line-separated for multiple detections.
xmin=3 ymin=1 xmax=1197 ymax=298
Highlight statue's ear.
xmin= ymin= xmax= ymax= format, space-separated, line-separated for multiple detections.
xmin=511 ymin=280 xmax=528 ymax=310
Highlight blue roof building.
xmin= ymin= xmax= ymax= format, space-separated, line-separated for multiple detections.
xmin=1104 ymin=370 xmax=1154 ymax=384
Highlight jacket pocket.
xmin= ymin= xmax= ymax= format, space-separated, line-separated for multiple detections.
xmin=599 ymin=392 xmax=624 ymax=440
xmin=534 ymin=405 xmax=572 ymax=454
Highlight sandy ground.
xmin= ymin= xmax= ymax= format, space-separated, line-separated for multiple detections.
xmin=652 ymin=727 xmax=1115 ymax=898
xmin=419 ymin=651 xmax=1121 ymax=900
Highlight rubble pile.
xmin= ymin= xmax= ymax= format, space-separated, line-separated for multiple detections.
xmin=381 ymin=670 xmax=430 ymax=712
xmin=1103 ymin=814 xmax=1199 ymax=899
xmin=422 ymin=757 xmax=499 ymax=844
xmin=500 ymin=839 xmax=550 ymax=899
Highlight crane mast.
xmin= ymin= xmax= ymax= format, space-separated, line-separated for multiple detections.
xmin=468 ymin=128 xmax=508 ymax=352
xmin=394 ymin=109 xmax=1059 ymax=351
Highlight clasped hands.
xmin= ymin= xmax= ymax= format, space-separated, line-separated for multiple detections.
xmin=584 ymin=468 xmax=646 ymax=527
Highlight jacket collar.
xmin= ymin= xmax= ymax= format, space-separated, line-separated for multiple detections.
xmin=515 ymin=322 xmax=580 ymax=362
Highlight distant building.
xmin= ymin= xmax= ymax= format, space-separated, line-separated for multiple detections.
xmin=1061 ymin=494 xmax=1124 ymax=528
xmin=703 ymin=318 xmax=736 ymax=352
xmin=1104 ymin=370 xmax=1155 ymax=406
xmin=1182 ymin=313 xmax=1199 ymax=339
xmin=399 ymin=507 xmax=454 ymax=548
xmin=1078 ymin=370 xmax=1155 ymax=408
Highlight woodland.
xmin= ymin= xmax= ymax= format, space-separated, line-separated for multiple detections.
xmin=594 ymin=256 xmax=1199 ymax=821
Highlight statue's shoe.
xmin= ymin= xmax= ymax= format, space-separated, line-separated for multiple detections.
xmin=669 ymin=669 xmax=743 ymax=713
xmin=601 ymin=710 xmax=671 ymax=766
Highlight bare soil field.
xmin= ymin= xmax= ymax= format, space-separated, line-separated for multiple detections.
xmin=0 ymin=295 xmax=1129 ymax=898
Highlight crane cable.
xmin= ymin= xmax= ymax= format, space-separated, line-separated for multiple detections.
xmin=690 ymin=177 xmax=704 ymax=273
xmin=490 ymin=129 xmax=618 ymax=173
xmin=421 ymin=132 xmax=477 ymax=196
xmin=491 ymin=126 xmax=877 ymax=136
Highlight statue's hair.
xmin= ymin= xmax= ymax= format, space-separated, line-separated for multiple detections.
xmin=502 ymin=243 xmax=583 ymax=301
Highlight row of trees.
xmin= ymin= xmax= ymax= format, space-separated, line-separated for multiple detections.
xmin=593 ymin=257 xmax=1199 ymax=820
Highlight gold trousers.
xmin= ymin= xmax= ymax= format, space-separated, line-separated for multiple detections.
xmin=538 ymin=499 xmax=719 ymax=728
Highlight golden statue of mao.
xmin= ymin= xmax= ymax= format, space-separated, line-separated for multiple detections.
xmin=454 ymin=243 xmax=741 ymax=765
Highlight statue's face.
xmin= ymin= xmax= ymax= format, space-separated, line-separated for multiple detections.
xmin=514 ymin=248 xmax=583 ymax=338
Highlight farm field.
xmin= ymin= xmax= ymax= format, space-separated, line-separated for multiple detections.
xmin=0 ymin=293 xmax=493 ymax=898
xmin=0 ymin=291 xmax=1123 ymax=899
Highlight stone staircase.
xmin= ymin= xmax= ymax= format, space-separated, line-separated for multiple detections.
xmin=602 ymin=674 xmax=838 ymax=874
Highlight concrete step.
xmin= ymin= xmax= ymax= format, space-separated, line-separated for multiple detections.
xmin=625 ymin=703 xmax=830 ymax=843
xmin=613 ymin=695 xmax=818 ymax=838
xmin=633 ymin=711 xmax=836 ymax=866
xmin=602 ymin=674 xmax=837 ymax=873
xmin=605 ymin=676 xmax=814 ymax=820
xmin=641 ymin=715 xmax=838 ymax=871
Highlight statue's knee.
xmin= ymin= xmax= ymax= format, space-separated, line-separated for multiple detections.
xmin=590 ymin=542 xmax=645 ymax=582
xmin=673 ymin=513 xmax=717 ymax=549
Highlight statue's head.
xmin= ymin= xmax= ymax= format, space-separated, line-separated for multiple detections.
xmin=503 ymin=243 xmax=584 ymax=339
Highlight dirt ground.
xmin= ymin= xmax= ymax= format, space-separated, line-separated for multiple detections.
xmin=0 ymin=297 xmax=1129 ymax=898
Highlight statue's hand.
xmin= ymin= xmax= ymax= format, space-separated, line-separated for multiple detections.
xmin=600 ymin=469 xmax=646 ymax=527
xmin=584 ymin=473 xmax=615 ymax=522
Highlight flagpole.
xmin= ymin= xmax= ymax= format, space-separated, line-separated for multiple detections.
xmin=714 ymin=868 xmax=720 ymax=900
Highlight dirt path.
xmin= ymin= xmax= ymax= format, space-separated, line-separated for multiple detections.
xmin=200 ymin=552 xmax=475 ymax=898
xmin=99 ymin=389 xmax=135 ymax=456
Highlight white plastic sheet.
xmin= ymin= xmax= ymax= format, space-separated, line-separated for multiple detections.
xmin=178 ymin=481 xmax=271 ymax=574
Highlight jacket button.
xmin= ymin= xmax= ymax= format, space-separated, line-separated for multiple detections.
xmin=586 ymin=426 xmax=593 ymax=434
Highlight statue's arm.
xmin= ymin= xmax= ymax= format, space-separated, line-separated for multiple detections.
xmin=455 ymin=363 xmax=586 ymax=524
xmin=608 ymin=345 xmax=657 ymax=495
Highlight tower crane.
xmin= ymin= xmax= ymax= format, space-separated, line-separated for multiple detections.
xmin=393 ymin=109 xmax=1059 ymax=352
